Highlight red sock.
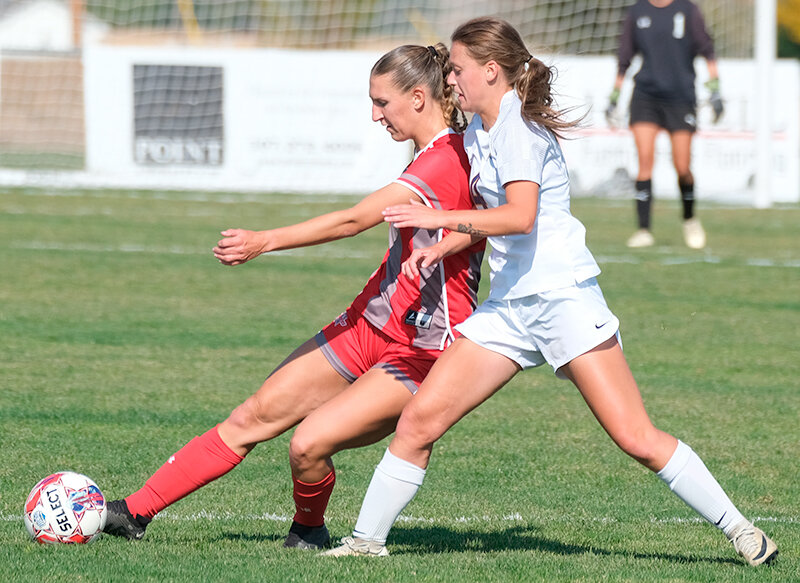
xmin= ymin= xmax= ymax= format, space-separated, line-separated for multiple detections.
xmin=125 ymin=426 xmax=244 ymax=520
xmin=292 ymin=470 xmax=336 ymax=527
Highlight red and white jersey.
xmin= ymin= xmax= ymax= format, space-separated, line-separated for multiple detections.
xmin=350 ymin=129 xmax=485 ymax=351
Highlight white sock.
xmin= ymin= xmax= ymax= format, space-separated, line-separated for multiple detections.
xmin=353 ymin=449 xmax=426 ymax=545
xmin=657 ymin=440 xmax=746 ymax=536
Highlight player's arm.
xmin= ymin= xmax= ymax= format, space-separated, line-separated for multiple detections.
xmin=401 ymin=230 xmax=481 ymax=279
xmin=608 ymin=11 xmax=635 ymax=123
xmin=384 ymin=180 xmax=539 ymax=238
xmin=214 ymin=183 xmax=422 ymax=265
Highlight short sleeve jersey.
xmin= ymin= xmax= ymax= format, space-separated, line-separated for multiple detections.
xmin=463 ymin=91 xmax=600 ymax=300
xmin=350 ymin=130 xmax=485 ymax=351
xmin=617 ymin=0 xmax=716 ymax=104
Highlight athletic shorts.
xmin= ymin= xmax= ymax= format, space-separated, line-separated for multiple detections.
xmin=629 ymin=92 xmax=697 ymax=133
xmin=454 ymin=278 xmax=620 ymax=378
xmin=315 ymin=306 xmax=441 ymax=394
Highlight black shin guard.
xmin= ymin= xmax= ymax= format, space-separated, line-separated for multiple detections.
xmin=679 ymin=178 xmax=695 ymax=220
xmin=635 ymin=179 xmax=652 ymax=229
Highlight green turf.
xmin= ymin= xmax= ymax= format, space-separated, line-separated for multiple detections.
xmin=1 ymin=187 xmax=797 ymax=582
xmin=0 ymin=151 xmax=85 ymax=171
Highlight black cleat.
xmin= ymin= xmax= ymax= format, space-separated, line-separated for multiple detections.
xmin=283 ymin=521 xmax=331 ymax=550
xmin=103 ymin=499 xmax=151 ymax=540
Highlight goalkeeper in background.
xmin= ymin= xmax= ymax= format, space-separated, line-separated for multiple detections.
xmin=606 ymin=0 xmax=723 ymax=249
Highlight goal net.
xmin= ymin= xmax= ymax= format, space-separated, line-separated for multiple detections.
xmin=1 ymin=0 xmax=793 ymax=202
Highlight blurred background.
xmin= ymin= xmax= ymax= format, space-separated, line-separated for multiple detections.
xmin=0 ymin=0 xmax=798 ymax=204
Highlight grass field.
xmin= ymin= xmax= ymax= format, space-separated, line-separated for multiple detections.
xmin=1 ymin=187 xmax=798 ymax=582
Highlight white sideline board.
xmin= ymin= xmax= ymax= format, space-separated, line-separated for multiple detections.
xmin=82 ymin=45 xmax=412 ymax=194
xmin=553 ymin=56 xmax=800 ymax=204
xmin=1 ymin=48 xmax=796 ymax=204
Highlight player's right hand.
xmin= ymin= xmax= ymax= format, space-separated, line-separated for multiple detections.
xmin=213 ymin=229 xmax=266 ymax=266
xmin=383 ymin=199 xmax=446 ymax=230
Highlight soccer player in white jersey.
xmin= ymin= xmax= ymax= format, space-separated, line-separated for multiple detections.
xmin=324 ymin=17 xmax=777 ymax=566
xmin=101 ymin=43 xmax=484 ymax=550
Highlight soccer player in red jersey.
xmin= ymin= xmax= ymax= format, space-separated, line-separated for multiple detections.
xmin=102 ymin=44 xmax=485 ymax=549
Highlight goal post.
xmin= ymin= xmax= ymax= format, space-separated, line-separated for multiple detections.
xmin=755 ymin=0 xmax=777 ymax=209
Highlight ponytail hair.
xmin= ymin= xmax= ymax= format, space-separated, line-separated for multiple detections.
xmin=371 ymin=43 xmax=467 ymax=132
xmin=451 ymin=17 xmax=579 ymax=137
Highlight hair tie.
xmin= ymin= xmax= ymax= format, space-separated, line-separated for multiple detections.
xmin=427 ymin=45 xmax=437 ymax=60
xmin=523 ymin=54 xmax=532 ymax=72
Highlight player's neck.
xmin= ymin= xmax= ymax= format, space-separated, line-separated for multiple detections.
xmin=477 ymin=91 xmax=509 ymax=131
xmin=412 ymin=122 xmax=450 ymax=151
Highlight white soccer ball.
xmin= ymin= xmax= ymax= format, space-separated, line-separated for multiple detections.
xmin=23 ymin=471 xmax=107 ymax=544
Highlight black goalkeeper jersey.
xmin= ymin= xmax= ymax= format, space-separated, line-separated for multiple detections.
xmin=616 ymin=0 xmax=716 ymax=104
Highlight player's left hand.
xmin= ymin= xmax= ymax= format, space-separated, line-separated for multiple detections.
xmin=213 ymin=228 xmax=266 ymax=266
xmin=605 ymin=87 xmax=620 ymax=127
xmin=705 ymin=78 xmax=724 ymax=123
xmin=383 ymin=199 xmax=445 ymax=230
xmin=401 ymin=245 xmax=446 ymax=279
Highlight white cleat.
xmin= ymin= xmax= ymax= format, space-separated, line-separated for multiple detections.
xmin=683 ymin=218 xmax=707 ymax=249
xmin=626 ymin=229 xmax=655 ymax=248
xmin=319 ymin=536 xmax=389 ymax=557
xmin=729 ymin=521 xmax=778 ymax=566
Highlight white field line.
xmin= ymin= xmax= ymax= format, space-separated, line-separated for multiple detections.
xmin=8 ymin=240 xmax=377 ymax=259
xmin=3 ymin=510 xmax=798 ymax=526
xmin=9 ymin=186 xmax=800 ymax=210
xmin=8 ymin=241 xmax=798 ymax=268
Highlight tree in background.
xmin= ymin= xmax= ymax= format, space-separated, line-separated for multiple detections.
xmin=778 ymin=0 xmax=800 ymax=58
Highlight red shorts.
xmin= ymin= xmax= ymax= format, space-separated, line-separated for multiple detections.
xmin=315 ymin=307 xmax=441 ymax=394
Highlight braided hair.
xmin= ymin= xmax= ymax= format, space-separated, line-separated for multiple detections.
xmin=371 ymin=43 xmax=467 ymax=132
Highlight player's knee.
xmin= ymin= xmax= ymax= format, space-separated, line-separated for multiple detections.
xmin=395 ymin=406 xmax=441 ymax=450
xmin=223 ymin=395 xmax=283 ymax=443
xmin=613 ymin=426 xmax=662 ymax=466
xmin=288 ymin=430 xmax=327 ymax=473
xmin=225 ymin=398 xmax=260 ymax=431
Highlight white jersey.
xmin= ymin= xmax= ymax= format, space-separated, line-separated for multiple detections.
xmin=463 ymin=90 xmax=600 ymax=299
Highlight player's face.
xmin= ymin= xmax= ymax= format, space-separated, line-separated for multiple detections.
xmin=447 ymin=42 xmax=485 ymax=114
xmin=369 ymin=73 xmax=417 ymax=143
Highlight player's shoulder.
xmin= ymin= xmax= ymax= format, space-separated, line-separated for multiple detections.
xmin=429 ymin=131 xmax=466 ymax=160
xmin=682 ymin=0 xmax=704 ymax=19
xmin=672 ymin=0 xmax=700 ymax=14
xmin=412 ymin=131 xmax=468 ymax=173
xmin=493 ymin=100 xmax=550 ymax=150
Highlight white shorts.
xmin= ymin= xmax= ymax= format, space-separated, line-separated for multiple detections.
xmin=454 ymin=277 xmax=620 ymax=378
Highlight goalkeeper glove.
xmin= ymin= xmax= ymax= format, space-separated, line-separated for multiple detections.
xmin=606 ymin=87 xmax=620 ymax=125
xmin=705 ymin=78 xmax=724 ymax=123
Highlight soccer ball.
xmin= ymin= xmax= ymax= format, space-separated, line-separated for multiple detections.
xmin=23 ymin=471 xmax=107 ymax=544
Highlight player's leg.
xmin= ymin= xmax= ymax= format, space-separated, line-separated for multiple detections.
xmin=670 ymin=130 xmax=706 ymax=248
xmin=560 ymin=336 xmax=676 ymax=469
xmin=628 ymin=122 xmax=659 ymax=247
xmin=633 ymin=121 xmax=658 ymax=184
xmin=283 ymin=367 xmax=414 ymax=549
xmin=389 ymin=338 xmax=519 ymax=468
xmin=561 ymin=337 xmax=777 ymax=565
xmin=219 ymin=339 xmax=352 ymax=454
xmin=324 ymin=337 xmax=520 ymax=556
xmin=105 ymin=339 xmax=350 ymax=539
